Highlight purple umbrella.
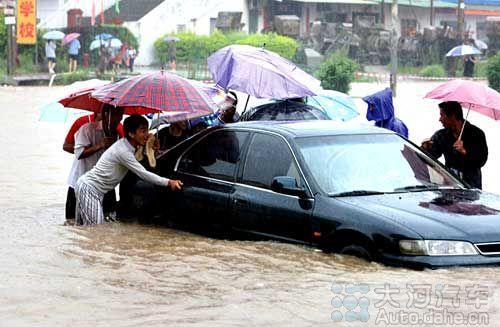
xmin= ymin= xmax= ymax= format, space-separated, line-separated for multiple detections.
xmin=207 ymin=45 xmax=321 ymax=100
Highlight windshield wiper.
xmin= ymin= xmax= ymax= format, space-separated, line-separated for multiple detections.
xmin=328 ymin=190 xmax=385 ymax=197
xmin=393 ymin=185 xmax=441 ymax=192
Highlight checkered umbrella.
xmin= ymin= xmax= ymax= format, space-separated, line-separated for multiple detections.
xmin=90 ymin=71 xmax=218 ymax=116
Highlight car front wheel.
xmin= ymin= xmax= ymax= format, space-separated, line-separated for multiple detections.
xmin=339 ymin=244 xmax=374 ymax=262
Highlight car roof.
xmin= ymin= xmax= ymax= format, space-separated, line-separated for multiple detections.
xmin=225 ymin=120 xmax=395 ymax=138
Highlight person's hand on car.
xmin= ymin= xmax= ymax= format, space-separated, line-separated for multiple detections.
xmin=168 ymin=179 xmax=183 ymax=191
xmin=421 ymin=138 xmax=433 ymax=151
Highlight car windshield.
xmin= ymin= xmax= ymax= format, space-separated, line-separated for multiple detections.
xmin=296 ymin=134 xmax=465 ymax=196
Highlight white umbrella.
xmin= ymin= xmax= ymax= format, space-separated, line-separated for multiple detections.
xmin=475 ymin=40 xmax=488 ymax=50
xmin=446 ymin=45 xmax=482 ymax=57
xmin=43 ymin=31 xmax=65 ymax=40
xmin=108 ymin=38 xmax=123 ymax=48
xmin=90 ymin=39 xmax=106 ymax=50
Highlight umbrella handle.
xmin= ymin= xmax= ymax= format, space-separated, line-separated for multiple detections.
xmin=242 ymin=94 xmax=250 ymax=115
xmin=458 ymin=106 xmax=471 ymax=141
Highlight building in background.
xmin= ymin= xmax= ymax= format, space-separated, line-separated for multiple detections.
xmin=35 ymin=0 xmax=499 ymax=66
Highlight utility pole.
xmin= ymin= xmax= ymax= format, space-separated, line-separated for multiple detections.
xmin=7 ymin=24 xmax=13 ymax=75
xmin=390 ymin=0 xmax=399 ymax=97
xmin=381 ymin=0 xmax=385 ymax=27
xmin=457 ymin=0 xmax=465 ymax=44
xmin=430 ymin=0 xmax=434 ymax=26
xmin=4 ymin=0 xmax=16 ymax=76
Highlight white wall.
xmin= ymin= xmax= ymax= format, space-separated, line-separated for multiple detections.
xmin=130 ymin=0 xmax=248 ymax=66
xmin=38 ymin=0 xmax=116 ymax=28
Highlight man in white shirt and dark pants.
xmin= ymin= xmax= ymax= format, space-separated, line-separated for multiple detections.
xmin=68 ymin=105 xmax=123 ymax=223
xmin=75 ymin=115 xmax=183 ymax=225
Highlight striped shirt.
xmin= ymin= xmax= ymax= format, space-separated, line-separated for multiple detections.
xmin=80 ymin=138 xmax=169 ymax=195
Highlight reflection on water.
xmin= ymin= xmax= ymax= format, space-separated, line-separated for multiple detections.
xmin=1 ymin=86 xmax=500 ymax=326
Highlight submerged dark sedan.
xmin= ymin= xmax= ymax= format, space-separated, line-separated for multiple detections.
xmin=127 ymin=121 xmax=500 ymax=269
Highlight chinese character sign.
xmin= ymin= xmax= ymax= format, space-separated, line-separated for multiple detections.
xmin=17 ymin=0 xmax=37 ymax=44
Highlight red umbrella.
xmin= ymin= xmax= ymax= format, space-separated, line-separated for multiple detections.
xmin=59 ymin=87 xmax=105 ymax=112
xmin=62 ymin=33 xmax=80 ymax=46
xmin=59 ymin=87 xmax=158 ymax=115
xmin=60 ymin=72 xmax=218 ymax=118
xmin=90 ymin=71 xmax=218 ymax=116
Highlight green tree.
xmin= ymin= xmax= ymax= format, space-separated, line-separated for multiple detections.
xmin=236 ymin=33 xmax=298 ymax=59
xmin=487 ymin=52 xmax=500 ymax=91
xmin=316 ymin=51 xmax=358 ymax=93
xmin=0 ymin=13 xmax=6 ymax=58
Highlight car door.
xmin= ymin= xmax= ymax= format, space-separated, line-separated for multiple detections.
xmin=172 ymin=129 xmax=249 ymax=228
xmin=232 ymin=132 xmax=314 ymax=243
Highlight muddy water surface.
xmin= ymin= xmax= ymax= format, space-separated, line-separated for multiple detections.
xmin=1 ymin=85 xmax=499 ymax=326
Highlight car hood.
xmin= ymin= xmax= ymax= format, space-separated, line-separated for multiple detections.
xmin=336 ymin=189 xmax=500 ymax=243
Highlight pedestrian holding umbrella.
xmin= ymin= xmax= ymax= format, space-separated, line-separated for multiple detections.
xmin=425 ymin=79 xmax=500 ymax=136
xmin=422 ymin=79 xmax=499 ymax=188
xmin=446 ymin=45 xmax=482 ymax=57
xmin=43 ymin=30 xmax=65 ymax=40
xmin=62 ymin=33 xmax=80 ymax=46
xmin=446 ymin=45 xmax=482 ymax=77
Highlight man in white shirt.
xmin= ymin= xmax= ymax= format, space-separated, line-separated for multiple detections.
xmin=75 ymin=115 xmax=183 ymax=226
xmin=45 ymin=40 xmax=57 ymax=74
xmin=68 ymin=105 xmax=123 ymax=222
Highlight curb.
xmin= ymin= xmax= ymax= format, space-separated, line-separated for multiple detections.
xmin=355 ymin=72 xmax=487 ymax=81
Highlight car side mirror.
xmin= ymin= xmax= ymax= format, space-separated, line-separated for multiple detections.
xmin=271 ymin=176 xmax=307 ymax=198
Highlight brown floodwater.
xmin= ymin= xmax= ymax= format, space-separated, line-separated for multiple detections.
xmin=1 ymin=84 xmax=499 ymax=326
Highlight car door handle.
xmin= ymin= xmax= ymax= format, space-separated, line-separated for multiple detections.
xmin=233 ymin=198 xmax=248 ymax=205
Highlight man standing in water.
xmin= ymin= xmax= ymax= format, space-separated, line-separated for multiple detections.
xmin=66 ymin=105 xmax=124 ymax=223
xmin=75 ymin=115 xmax=183 ymax=225
xmin=421 ymin=101 xmax=488 ymax=189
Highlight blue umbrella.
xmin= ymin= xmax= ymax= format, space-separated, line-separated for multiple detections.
xmin=38 ymin=102 xmax=89 ymax=123
xmin=89 ymin=39 xmax=105 ymax=51
xmin=95 ymin=33 xmax=114 ymax=41
xmin=305 ymin=90 xmax=359 ymax=121
xmin=38 ymin=79 xmax=110 ymax=122
xmin=446 ymin=45 xmax=482 ymax=57
xmin=43 ymin=31 xmax=65 ymax=40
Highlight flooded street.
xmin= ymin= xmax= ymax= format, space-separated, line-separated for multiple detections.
xmin=1 ymin=83 xmax=500 ymax=326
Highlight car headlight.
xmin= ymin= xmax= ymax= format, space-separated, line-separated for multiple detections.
xmin=399 ymin=240 xmax=478 ymax=256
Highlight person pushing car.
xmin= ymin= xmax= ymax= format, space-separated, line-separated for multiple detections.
xmin=75 ymin=114 xmax=183 ymax=226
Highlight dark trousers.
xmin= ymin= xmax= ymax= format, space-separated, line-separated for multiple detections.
xmin=129 ymin=58 xmax=135 ymax=72
xmin=66 ymin=187 xmax=117 ymax=220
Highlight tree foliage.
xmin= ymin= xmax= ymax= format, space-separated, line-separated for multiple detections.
xmin=316 ymin=51 xmax=358 ymax=93
xmin=487 ymin=51 xmax=500 ymax=91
